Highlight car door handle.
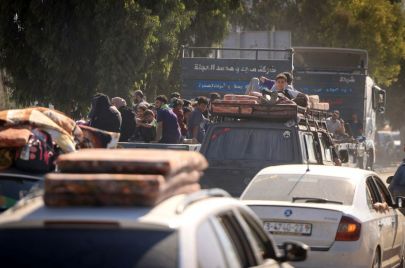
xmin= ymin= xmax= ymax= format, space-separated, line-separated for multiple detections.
xmin=378 ymin=222 xmax=383 ymax=228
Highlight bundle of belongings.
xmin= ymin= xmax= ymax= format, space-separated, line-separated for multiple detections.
xmin=0 ymin=107 xmax=120 ymax=173
xmin=44 ymin=149 xmax=208 ymax=206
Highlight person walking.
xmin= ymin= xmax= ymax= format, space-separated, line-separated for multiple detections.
xmin=172 ymin=98 xmax=187 ymax=138
xmin=111 ymin=97 xmax=136 ymax=142
xmin=89 ymin=93 xmax=121 ymax=133
xmin=132 ymin=90 xmax=148 ymax=111
xmin=154 ymin=95 xmax=181 ymax=144
xmin=187 ymin=96 xmax=208 ymax=143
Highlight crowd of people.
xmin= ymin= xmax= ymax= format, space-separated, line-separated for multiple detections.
xmin=326 ymin=110 xmax=364 ymax=141
xmin=86 ymin=90 xmax=220 ymax=144
xmin=83 ymin=71 xmax=365 ymax=145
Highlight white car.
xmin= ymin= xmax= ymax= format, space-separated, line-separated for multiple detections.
xmin=0 ymin=189 xmax=307 ymax=268
xmin=241 ymin=164 xmax=405 ymax=268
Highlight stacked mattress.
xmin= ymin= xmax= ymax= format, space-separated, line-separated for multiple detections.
xmin=44 ymin=149 xmax=208 ymax=207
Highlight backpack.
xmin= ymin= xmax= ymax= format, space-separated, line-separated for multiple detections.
xmin=14 ymin=129 xmax=56 ymax=173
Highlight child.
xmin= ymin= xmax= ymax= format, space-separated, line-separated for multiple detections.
xmin=138 ymin=109 xmax=156 ymax=143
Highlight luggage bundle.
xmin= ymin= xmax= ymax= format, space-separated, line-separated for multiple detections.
xmin=211 ymin=94 xmax=299 ymax=120
xmin=308 ymin=95 xmax=329 ymax=111
xmin=44 ymin=149 xmax=208 ymax=207
xmin=0 ymin=107 xmax=121 ymax=172
xmin=0 ymin=126 xmax=58 ymax=172
xmin=211 ymin=94 xmax=258 ymax=114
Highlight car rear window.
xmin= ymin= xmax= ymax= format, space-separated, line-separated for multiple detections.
xmin=206 ymin=127 xmax=295 ymax=161
xmin=0 ymin=228 xmax=178 ymax=268
xmin=242 ymin=174 xmax=355 ymax=205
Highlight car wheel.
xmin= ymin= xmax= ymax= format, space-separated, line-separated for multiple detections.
xmin=372 ymin=248 xmax=381 ymax=268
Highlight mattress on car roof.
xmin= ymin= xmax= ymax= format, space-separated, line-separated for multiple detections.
xmin=44 ymin=170 xmax=201 ymax=206
xmin=56 ymin=148 xmax=208 ymax=176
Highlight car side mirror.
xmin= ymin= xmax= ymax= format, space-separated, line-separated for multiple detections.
xmin=278 ymin=241 xmax=309 ymax=262
xmin=387 ymin=176 xmax=393 ymax=184
xmin=396 ymin=196 xmax=405 ymax=208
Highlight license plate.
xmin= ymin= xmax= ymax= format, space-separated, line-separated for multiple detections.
xmin=263 ymin=221 xmax=312 ymax=236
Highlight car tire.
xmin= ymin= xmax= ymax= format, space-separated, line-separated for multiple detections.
xmin=372 ymin=248 xmax=381 ymax=268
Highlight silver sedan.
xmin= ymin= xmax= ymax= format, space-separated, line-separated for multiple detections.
xmin=241 ymin=164 xmax=405 ymax=268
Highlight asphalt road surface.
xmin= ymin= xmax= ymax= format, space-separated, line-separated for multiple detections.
xmin=375 ymin=161 xmax=400 ymax=183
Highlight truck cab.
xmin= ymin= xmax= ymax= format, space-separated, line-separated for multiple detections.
xmin=200 ymin=102 xmax=336 ymax=197
xmin=293 ymin=47 xmax=386 ymax=169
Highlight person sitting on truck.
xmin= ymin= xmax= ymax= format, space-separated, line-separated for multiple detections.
xmin=187 ymin=96 xmax=209 ymax=144
xmin=326 ymin=110 xmax=344 ymax=136
xmin=245 ymin=77 xmax=264 ymax=97
xmin=154 ymin=95 xmax=181 ymax=144
xmin=348 ymin=113 xmax=363 ymax=137
xmin=260 ymin=73 xmax=308 ymax=106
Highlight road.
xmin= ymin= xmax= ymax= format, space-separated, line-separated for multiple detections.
xmin=374 ymin=161 xmax=400 ymax=183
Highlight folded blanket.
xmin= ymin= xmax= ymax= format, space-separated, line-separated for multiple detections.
xmin=77 ymin=125 xmax=120 ymax=149
xmin=0 ymin=108 xmax=76 ymax=152
xmin=0 ymin=128 xmax=31 ymax=148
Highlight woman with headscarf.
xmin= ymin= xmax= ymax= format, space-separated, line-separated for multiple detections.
xmin=88 ymin=93 xmax=122 ymax=133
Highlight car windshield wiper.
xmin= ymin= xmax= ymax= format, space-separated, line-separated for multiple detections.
xmin=292 ymin=197 xmax=343 ymax=205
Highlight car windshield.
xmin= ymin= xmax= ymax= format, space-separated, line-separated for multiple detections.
xmin=0 ymin=176 xmax=41 ymax=212
xmin=206 ymin=127 xmax=295 ymax=162
xmin=0 ymin=228 xmax=178 ymax=268
xmin=241 ymin=173 xmax=356 ymax=205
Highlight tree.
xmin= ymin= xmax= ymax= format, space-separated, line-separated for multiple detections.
xmin=0 ymin=0 xmax=242 ymax=114
xmin=139 ymin=0 xmax=243 ymax=98
xmin=240 ymin=0 xmax=405 ymax=87
xmin=0 ymin=1 xmax=160 ymax=114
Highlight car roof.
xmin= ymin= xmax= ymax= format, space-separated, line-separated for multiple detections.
xmin=0 ymin=168 xmax=44 ymax=181
xmin=0 ymin=191 xmax=243 ymax=229
xmin=256 ymin=164 xmax=375 ymax=181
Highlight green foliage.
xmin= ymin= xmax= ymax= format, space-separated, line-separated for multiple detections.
xmin=242 ymin=0 xmax=405 ymax=87
xmin=0 ymin=0 xmax=241 ymax=114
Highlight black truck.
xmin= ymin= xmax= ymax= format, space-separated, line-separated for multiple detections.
xmin=199 ymin=103 xmax=336 ymax=197
xmin=293 ymin=47 xmax=386 ymax=170
xmin=181 ymin=46 xmax=385 ymax=196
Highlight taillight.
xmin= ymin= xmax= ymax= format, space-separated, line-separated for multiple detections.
xmin=335 ymin=216 xmax=361 ymax=241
